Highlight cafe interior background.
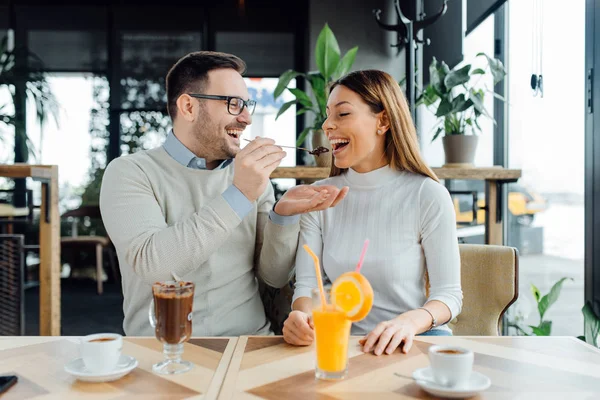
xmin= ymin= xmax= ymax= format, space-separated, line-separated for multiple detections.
xmin=0 ymin=0 xmax=598 ymax=346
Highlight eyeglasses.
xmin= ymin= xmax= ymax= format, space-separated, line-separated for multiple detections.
xmin=188 ymin=94 xmax=257 ymax=116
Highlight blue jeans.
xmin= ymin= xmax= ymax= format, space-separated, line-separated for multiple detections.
xmin=417 ymin=329 xmax=452 ymax=336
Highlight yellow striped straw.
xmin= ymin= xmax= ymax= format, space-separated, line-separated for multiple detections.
xmin=303 ymin=244 xmax=327 ymax=309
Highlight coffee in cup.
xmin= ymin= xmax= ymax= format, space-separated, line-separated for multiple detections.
xmin=89 ymin=337 xmax=116 ymax=343
xmin=81 ymin=333 xmax=123 ymax=373
xmin=428 ymin=345 xmax=474 ymax=387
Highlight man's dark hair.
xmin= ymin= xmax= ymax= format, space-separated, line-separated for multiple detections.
xmin=166 ymin=51 xmax=246 ymax=119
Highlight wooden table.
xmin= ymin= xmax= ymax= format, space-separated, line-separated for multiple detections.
xmin=0 ymin=336 xmax=237 ymax=399
xmin=218 ymin=336 xmax=600 ymax=399
xmin=0 ymin=164 xmax=60 ymax=335
xmin=271 ymin=166 xmax=522 ymax=246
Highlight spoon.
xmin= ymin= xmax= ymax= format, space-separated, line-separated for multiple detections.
xmin=243 ymin=138 xmax=329 ymax=156
xmin=171 ymin=272 xmax=182 ymax=282
xmin=394 ymin=372 xmax=452 ymax=387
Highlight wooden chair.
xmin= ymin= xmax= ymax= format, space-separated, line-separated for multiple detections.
xmin=61 ymin=205 xmax=118 ymax=294
xmin=448 ymin=244 xmax=519 ymax=335
xmin=0 ymin=234 xmax=25 ymax=335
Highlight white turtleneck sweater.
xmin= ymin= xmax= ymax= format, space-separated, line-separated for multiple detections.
xmin=292 ymin=165 xmax=463 ymax=335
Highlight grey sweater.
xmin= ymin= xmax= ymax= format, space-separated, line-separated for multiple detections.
xmin=99 ymin=147 xmax=300 ymax=336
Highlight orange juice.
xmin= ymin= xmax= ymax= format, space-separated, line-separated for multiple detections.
xmin=313 ymin=304 xmax=352 ymax=376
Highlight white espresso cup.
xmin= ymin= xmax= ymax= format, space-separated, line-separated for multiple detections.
xmin=428 ymin=345 xmax=474 ymax=387
xmin=80 ymin=333 xmax=123 ymax=373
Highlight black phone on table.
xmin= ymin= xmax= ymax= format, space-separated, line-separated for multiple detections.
xmin=0 ymin=375 xmax=17 ymax=394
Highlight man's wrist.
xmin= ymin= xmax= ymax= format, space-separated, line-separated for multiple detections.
xmin=233 ymin=183 xmax=256 ymax=203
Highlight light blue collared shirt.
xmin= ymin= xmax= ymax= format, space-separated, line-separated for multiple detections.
xmin=163 ymin=131 xmax=298 ymax=225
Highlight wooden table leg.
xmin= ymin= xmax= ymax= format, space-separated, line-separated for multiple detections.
xmin=485 ymin=180 xmax=503 ymax=245
xmin=39 ymin=166 xmax=60 ymax=335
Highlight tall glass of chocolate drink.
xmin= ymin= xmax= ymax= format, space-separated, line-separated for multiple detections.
xmin=148 ymin=280 xmax=195 ymax=374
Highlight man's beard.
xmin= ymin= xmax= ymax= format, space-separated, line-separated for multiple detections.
xmin=193 ymin=113 xmax=239 ymax=161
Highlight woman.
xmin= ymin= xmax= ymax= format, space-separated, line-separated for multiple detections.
xmin=283 ymin=70 xmax=462 ymax=356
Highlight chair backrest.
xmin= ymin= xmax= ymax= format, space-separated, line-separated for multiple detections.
xmin=448 ymin=244 xmax=519 ymax=336
xmin=0 ymin=234 xmax=25 ymax=336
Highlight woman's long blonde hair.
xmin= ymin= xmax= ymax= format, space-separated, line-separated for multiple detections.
xmin=328 ymin=69 xmax=438 ymax=184
xmin=326 ymin=70 xmax=436 ymax=296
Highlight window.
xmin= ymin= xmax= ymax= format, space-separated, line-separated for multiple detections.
xmin=506 ymin=0 xmax=585 ymax=337
xmin=242 ymin=77 xmax=297 ymax=191
xmin=20 ymin=75 xmax=108 ymax=211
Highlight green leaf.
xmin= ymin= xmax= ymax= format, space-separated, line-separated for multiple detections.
xmin=430 ymin=126 xmax=444 ymax=143
xmin=333 ymin=46 xmax=358 ymax=79
xmin=307 ymin=73 xmax=327 ymax=116
xmin=582 ymin=302 xmax=600 ymax=347
xmin=477 ymin=52 xmax=507 ymax=84
xmin=399 ymin=75 xmax=406 ymax=89
xmin=435 ymin=98 xmax=453 ymax=117
xmin=296 ymin=109 xmax=310 ymax=116
xmin=296 ymin=127 xmax=312 ymax=147
xmin=421 ymin=85 xmax=440 ymax=106
xmin=274 ymin=70 xmax=303 ymax=99
xmin=429 ymin=57 xmax=446 ymax=94
xmin=469 ymin=89 xmax=491 ymax=119
xmin=288 ymin=88 xmax=314 ymax=108
xmin=486 ymin=89 xmax=507 ymax=102
xmin=530 ymin=283 xmax=541 ymax=303
xmin=444 ymin=116 xmax=462 ymax=134
xmin=471 ymin=68 xmax=486 ymax=75
xmin=530 ymin=321 xmax=552 ymax=336
xmin=315 ymin=23 xmax=341 ymax=79
xmin=450 ymin=94 xmax=472 ymax=113
xmin=444 ymin=65 xmax=471 ymax=90
xmin=275 ymin=100 xmax=296 ymax=120
xmin=473 ymin=116 xmax=482 ymax=132
xmin=538 ymin=277 xmax=573 ymax=321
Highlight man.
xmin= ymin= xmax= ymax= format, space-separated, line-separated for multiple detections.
xmin=100 ymin=51 xmax=347 ymax=336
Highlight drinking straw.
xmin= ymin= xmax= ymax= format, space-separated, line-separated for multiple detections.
xmin=355 ymin=239 xmax=370 ymax=273
xmin=303 ymin=244 xmax=327 ymax=309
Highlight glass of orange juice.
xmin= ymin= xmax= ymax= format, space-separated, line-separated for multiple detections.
xmin=311 ymin=288 xmax=352 ymax=380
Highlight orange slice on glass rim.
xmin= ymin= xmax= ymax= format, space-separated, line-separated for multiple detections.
xmin=331 ymin=271 xmax=374 ymax=322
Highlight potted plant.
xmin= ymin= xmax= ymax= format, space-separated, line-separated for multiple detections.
xmin=508 ymin=277 xmax=600 ymax=348
xmin=273 ymin=23 xmax=358 ymax=167
xmin=508 ymin=278 xmax=573 ymax=336
xmin=419 ymin=53 xmax=506 ymax=167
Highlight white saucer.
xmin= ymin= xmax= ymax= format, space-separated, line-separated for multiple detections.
xmin=412 ymin=367 xmax=491 ymax=398
xmin=65 ymin=355 xmax=138 ymax=382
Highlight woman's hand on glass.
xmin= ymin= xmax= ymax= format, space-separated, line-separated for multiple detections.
xmin=360 ymin=315 xmax=418 ymax=355
xmin=283 ymin=310 xmax=314 ymax=346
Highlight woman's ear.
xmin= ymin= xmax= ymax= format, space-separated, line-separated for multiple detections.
xmin=376 ymin=111 xmax=390 ymax=135
xmin=176 ymin=94 xmax=196 ymax=122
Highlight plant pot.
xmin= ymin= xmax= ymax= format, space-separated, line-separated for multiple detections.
xmin=310 ymin=129 xmax=333 ymax=168
xmin=442 ymin=135 xmax=479 ymax=167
